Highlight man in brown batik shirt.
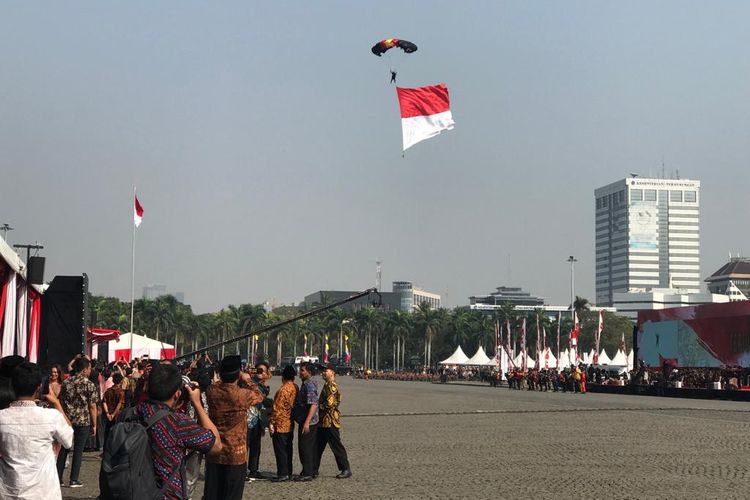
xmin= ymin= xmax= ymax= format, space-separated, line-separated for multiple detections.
xmin=205 ymin=356 xmax=263 ymax=500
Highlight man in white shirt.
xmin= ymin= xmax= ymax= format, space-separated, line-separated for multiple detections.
xmin=0 ymin=361 xmax=73 ymax=500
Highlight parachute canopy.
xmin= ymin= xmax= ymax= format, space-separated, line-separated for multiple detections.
xmin=371 ymin=38 xmax=418 ymax=57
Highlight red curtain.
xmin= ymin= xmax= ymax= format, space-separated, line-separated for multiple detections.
xmin=0 ymin=264 xmax=8 ymax=351
xmin=27 ymin=289 xmax=41 ymax=362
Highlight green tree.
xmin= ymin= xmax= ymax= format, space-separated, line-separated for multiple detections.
xmin=414 ymin=302 xmax=443 ymax=368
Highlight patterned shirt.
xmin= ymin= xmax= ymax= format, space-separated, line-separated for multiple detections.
xmin=102 ymin=386 xmax=125 ymax=420
xmin=60 ymin=374 xmax=100 ymax=426
xmin=136 ymin=401 xmax=215 ymax=500
xmin=270 ymin=381 xmax=298 ymax=433
xmin=319 ymin=379 xmax=341 ymax=428
xmin=206 ymin=382 xmax=263 ymax=465
xmin=294 ymin=378 xmax=319 ymax=426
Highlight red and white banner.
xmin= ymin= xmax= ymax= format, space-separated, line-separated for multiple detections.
xmin=134 ymin=195 xmax=144 ymax=227
xmin=594 ymin=310 xmax=603 ymax=364
xmin=520 ymin=317 xmax=527 ymax=371
xmin=396 ymin=83 xmax=455 ymax=151
xmin=570 ymin=311 xmax=579 ymax=347
xmin=27 ymin=290 xmax=41 ymax=363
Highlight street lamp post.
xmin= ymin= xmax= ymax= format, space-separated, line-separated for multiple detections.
xmin=567 ymin=255 xmax=577 ymax=320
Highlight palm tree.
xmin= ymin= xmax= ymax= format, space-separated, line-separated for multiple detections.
xmin=387 ymin=310 xmax=411 ymax=370
xmin=369 ymin=307 xmax=387 ymax=370
xmin=414 ymin=302 xmax=442 ymax=368
xmin=573 ymin=296 xmax=591 ymax=317
xmin=215 ymin=308 xmax=239 ymax=359
xmin=238 ymin=304 xmax=267 ymax=361
xmin=151 ymin=296 xmax=176 ymax=343
xmin=471 ymin=311 xmax=495 ymax=353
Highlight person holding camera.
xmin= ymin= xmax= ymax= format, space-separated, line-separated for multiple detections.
xmin=205 ymin=355 xmax=264 ymax=500
xmin=136 ymin=362 xmax=222 ymax=500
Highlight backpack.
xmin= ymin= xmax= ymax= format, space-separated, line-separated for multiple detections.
xmin=99 ymin=406 xmax=178 ymax=500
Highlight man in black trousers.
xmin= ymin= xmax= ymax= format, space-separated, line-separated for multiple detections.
xmin=314 ymin=363 xmax=352 ymax=479
xmin=293 ymin=362 xmax=318 ymax=481
xmin=246 ymin=361 xmax=271 ymax=481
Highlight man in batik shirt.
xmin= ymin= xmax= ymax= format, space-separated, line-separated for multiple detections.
xmin=56 ymin=357 xmax=100 ymax=488
xmin=269 ymin=365 xmax=298 ymax=481
xmin=314 ymin=363 xmax=351 ymax=479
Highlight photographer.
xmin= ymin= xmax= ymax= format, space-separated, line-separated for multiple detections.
xmin=136 ymin=362 xmax=222 ymax=499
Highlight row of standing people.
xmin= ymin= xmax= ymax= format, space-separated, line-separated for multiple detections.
xmin=504 ymin=366 xmax=588 ymax=393
xmin=0 ymin=353 xmax=352 ymax=500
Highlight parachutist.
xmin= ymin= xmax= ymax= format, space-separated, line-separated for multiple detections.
xmin=390 ymin=70 xmax=397 ymax=84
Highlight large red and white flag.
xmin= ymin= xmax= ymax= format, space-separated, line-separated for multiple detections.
xmin=134 ymin=196 xmax=144 ymax=227
xmin=396 ymin=83 xmax=455 ymax=151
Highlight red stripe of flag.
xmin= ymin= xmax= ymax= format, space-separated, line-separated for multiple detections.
xmin=396 ymin=83 xmax=451 ymax=118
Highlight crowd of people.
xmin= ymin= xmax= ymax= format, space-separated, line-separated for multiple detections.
xmin=631 ymin=363 xmax=750 ymax=390
xmin=0 ymin=353 xmax=353 ymax=500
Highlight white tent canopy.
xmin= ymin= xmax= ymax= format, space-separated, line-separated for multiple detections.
xmin=466 ymin=346 xmax=492 ymax=366
xmin=539 ymin=348 xmax=557 ymax=369
xmin=627 ymin=349 xmax=634 ymax=370
xmin=597 ymin=348 xmax=612 ymax=366
xmin=513 ymin=352 xmax=536 ymax=369
xmin=609 ymin=349 xmax=628 ymax=367
xmin=439 ymin=346 xmax=469 ymax=365
xmin=106 ymin=332 xmax=175 ymax=362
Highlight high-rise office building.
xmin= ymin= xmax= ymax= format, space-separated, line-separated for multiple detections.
xmin=595 ymin=177 xmax=700 ymax=306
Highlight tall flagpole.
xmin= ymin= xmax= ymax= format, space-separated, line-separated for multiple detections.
xmin=129 ymin=186 xmax=136 ymax=356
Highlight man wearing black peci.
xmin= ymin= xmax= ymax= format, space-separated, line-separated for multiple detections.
xmin=293 ymin=361 xmax=319 ymax=481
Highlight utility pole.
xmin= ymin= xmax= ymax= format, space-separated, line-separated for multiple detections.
xmin=375 ymin=259 xmax=382 ymax=291
xmin=0 ymin=224 xmax=13 ymax=241
xmin=13 ymin=243 xmax=44 ymax=267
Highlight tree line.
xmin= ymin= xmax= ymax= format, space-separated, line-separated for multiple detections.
xmin=89 ymin=293 xmax=634 ymax=369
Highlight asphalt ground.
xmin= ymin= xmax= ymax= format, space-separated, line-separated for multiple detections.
xmin=63 ymin=377 xmax=750 ymax=499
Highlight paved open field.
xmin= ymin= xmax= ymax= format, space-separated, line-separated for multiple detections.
xmin=64 ymin=378 xmax=750 ymax=499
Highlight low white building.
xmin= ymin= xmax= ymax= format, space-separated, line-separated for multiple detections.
xmin=612 ymin=288 xmax=729 ymax=321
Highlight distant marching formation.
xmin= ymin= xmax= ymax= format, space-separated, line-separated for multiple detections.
xmin=371 ymin=37 xmax=454 ymax=152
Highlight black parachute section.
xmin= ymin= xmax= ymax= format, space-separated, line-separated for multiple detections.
xmin=371 ymin=38 xmax=418 ymax=57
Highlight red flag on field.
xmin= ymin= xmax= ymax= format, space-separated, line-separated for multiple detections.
xmin=396 ymin=83 xmax=455 ymax=151
xmin=134 ymin=196 xmax=144 ymax=227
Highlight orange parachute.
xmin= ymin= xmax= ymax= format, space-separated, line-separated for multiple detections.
xmin=371 ymin=38 xmax=418 ymax=57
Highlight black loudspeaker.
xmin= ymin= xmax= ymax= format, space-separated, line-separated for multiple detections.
xmin=27 ymin=256 xmax=45 ymax=285
xmin=38 ymin=274 xmax=88 ymax=368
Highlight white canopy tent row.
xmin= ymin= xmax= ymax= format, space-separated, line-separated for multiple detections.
xmin=440 ymin=345 xmax=507 ymax=369
xmin=440 ymin=345 xmax=635 ymax=371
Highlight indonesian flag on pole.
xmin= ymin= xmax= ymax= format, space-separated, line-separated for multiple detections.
xmin=134 ymin=196 xmax=144 ymax=227
xmin=570 ymin=311 xmax=579 ymax=347
xmin=396 ymin=83 xmax=455 ymax=151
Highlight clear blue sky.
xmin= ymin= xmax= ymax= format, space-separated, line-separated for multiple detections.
xmin=2 ymin=2 xmax=749 ymax=312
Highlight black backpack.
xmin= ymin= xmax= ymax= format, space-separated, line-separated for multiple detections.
xmin=99 ymin=406 xmax=178 ymax=500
